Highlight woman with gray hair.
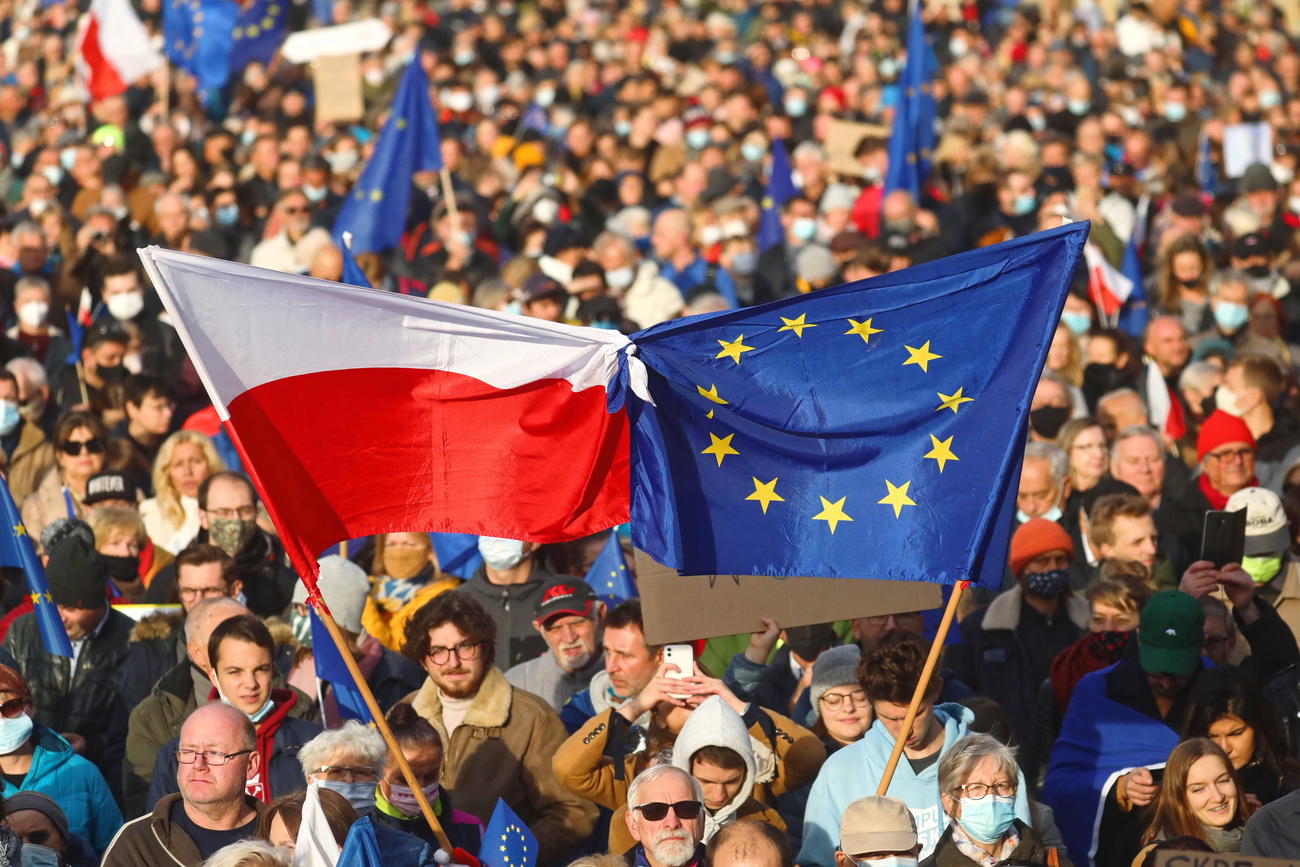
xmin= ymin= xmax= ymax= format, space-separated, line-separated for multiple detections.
xmin=298 ymin=720 xmax=387 ymax=816
xmin=923 ymin=734 xmax=1069 ymax=867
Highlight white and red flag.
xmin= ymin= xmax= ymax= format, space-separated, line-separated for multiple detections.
xmin=74 ymin=0 xmax=163 ymax=101
xmin=1083 ymin=243 xmax=1135 ymax=321
xmin=138 ymin=249 xmax=631 ymax=581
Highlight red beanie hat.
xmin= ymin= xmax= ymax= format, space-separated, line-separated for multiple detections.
xmin=1009 ymin=518 xmax=1074 ymax=577
xmin=1196 ymin=410 xmax=1257 ymax=462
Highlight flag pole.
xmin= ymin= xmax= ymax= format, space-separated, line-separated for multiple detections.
xmin=74 ymin=361 xmax=89 ymax=405
xmin=875 ymin=579 xmax=967 ymax=796
xmin=440 ymin=168 xmax=460 ymax=235
xmin=309 ymin=595 xmax=454 ymax=852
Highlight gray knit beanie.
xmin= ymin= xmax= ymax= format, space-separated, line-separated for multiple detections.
xmin=808 ymin=643 xmax=862 ymax=722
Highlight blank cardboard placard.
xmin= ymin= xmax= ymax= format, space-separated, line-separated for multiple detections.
xmin=825 ymin=118 xmax=888 ymax=179
xmin=1154 ymin=854 xmax=1298 ymax=867
xmin=635 ymin=549 xmax=941 ymax=645
xmin=312 ymin=54 xmax=365 ymax=125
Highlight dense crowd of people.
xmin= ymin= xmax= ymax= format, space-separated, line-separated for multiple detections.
xmin=0 ymin=0 xmax=1298 ymax=864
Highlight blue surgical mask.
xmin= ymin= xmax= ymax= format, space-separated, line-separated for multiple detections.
xmin=1163 ymin=102 xmax=1187 ymax=122
xmin=1214 ymin=300 xmax=1249 ymax=332
xmin=1016 ymin=505 xmax=1062 ymax=525
xmin=614 ymin=120 xmax=631 ymax=137
xmin=0 ymin=713 xmax=32 ymax=755
xmin=741 ymin=143 xmax=765 ymax=163
xmin=20 ymin=844 xmax=59 ymax=867
xmin=215 ymin=203 xmax=239 ymax=226
xmin=958 ymin=795 xmax=1018 ymax=844
xmin=0 ymin=400 xmax=20 ymax=437
xmin=1261 ymin=90 xmax=1282 ymax=110
xmin=1012 ymin=194 xmax=1037 ymax=216
xmin=792 ymin=217 xmax=817 ymax=242
xmin=784 ymin=97 xmax=808 ymax=118
xmin=302 ymin=183 xmax=327 ymax=203
xmin=730 ymin=250 xmax=758 ymax=275
xmin=503 ymin=300 xmax=523 ymax=315
xmin=59 ymin=147 xmax=76 ymax=172
xmin=313 ymin=778 xmax=376 ymax=815
xmin=454 ymin=50 xmax=474 ymax=66
xmin=686 ymin=129 xmax=710 ymax=150
xmin=535 ymin=88 xmax=556 ymax=108
xmin=1028 ymin=114 xmax=1047 ymax=132
xmin=1067 ymin=98 xmax=1091 ymax=116
xmin=1061 ymin=311 xmax=1091 ymax=336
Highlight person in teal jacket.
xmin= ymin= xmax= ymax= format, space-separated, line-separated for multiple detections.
xmin=796 ymin=634 xmax=1030 ymax=866
xmin=0 ymin=664 xmax=123 ymax=856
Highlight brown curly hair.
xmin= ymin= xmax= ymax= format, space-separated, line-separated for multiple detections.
xmin=401 ymin=591 xmax=498 ymax=667
xmin=856 ymin=631 xmax=939 ymax=705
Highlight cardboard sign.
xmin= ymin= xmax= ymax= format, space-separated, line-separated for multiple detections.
xmin=311 ymin=54 xmax=365 ymax=125
xmin=825 ymin=118 xmax=889 ymax=179
xmin=1154 ymin=853 xmax=1300 ymax=867
xmin=635 ymin=549 xmax=942 ymax=645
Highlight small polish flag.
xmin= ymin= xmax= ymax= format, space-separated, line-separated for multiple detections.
xmin=137 ymin=248 xmax=631 ymax=580
xmin=1083 ymin=243 xmax=1134 ymax=321
xmin=74 ymin=0 xmax=163 ymax=102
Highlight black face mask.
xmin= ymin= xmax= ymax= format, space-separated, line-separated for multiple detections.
xmin=102 ymin=553 xmax=139 ymax=583
xmin=1200 ymin=394 xmax=1217 ymax=419
xmin=97 ymin=363 xmax=126 ymax=384
xmin=1030 ymin=405 xmax=1071 ymax=439
xmin=1177 ymin=276 xmax=1203 ymax=288
xmin=1082 ymin=362 xmax=1125 ymax=406
xmin=1246 ymin=264 xmax=1272 ymax=279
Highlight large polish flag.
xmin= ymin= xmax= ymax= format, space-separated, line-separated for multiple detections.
xmin=74 ymin=0 xmax=163 ymax=102
xmin=138 ymin=248 xmax=631 ymax=580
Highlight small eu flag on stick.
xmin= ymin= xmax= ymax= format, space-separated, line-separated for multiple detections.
xmin=479 ymin=799 xmax=536 ymax=867
xmin=582 ymin=531 xmax=636 ymax=605
xmin=0 ymin=485 xmax=71 ymax=656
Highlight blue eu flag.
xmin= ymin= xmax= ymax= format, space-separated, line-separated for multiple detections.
xmin=230 ymin=0 xmax=287 ymax=71
xmin=163 ymin=0 xmax=240 ymax=93
xmin=1116 ymin=232 xmax=1148 ymax=338
xmin=429 ymin=532 xmax=482 ymax=580
xmin=621 ymin=223 xmax=1088 ymax=586
xmin=582 ymin=531 xmax=636 ymax=605
xmin=0 ymin=484 xmax=71 ymax=656
xmin=479 ymin=799 xmax=537 ymax=867
xmin=338 ymin=816 xmax=385 ymax=867
xmin=308 ymin=609 xmax=371 ymax=723
xmin=340 ymin=236 xmax=372 ymax=289
xmin=884 ymin=0 xmax=937 ymax=198
xmin=63 ymin=309 xmax=82 ymax=367
xmin=333 ymin=61 xmax=443 ymax=255
xmin=756 ymin=138 xmax=797 ymax=253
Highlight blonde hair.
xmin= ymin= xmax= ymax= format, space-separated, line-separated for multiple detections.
xmin=151 ymin=431 xmax=224 ymax=532
xmin=202 ymin=840 xmax=290 ymax=867
xmin=87 ymin=506 xmax=146 ymax=549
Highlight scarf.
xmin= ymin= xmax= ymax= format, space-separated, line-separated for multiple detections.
xmin=1049 ymin=631 xmax=1128 ymax=714
xmin=1204 ymin=822 xmax=1244 ymax=853
xmin=1197 ymin=472 xmax=1258 ymax=510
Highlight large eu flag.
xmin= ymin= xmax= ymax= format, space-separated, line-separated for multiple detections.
xmin=165 ymin=0 xmax=284 ymax=92
xmin=884 ymin=0 xmax=937 ymax=197
xmin=332 ymin=60 xmax=443 ymax=255
xmin=0 ymin=484 xmax=71 ymax=656
xmin=623 ymin=223 xmax=1087 ymax=587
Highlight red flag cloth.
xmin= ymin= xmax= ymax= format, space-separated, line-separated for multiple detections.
xmin=74 ymin=0 xmax=162 ymax=101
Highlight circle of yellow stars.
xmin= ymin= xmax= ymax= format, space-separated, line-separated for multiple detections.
xmin=693 ymin=310 xmax=976 ymax=535
xmin=496 ymin=822 xmax=532 ymax=867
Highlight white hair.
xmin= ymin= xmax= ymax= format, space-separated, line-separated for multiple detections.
xmin=203 ymin=839 xmax=290 ymax=867
xmin=298 ymin=720 xmax=387 ymax=777
xmin=627 ymin=764 xmax=704 ymax=811
xmin=1110 ymin=424 xmax=1165 ymax=466
xmin=1022 ymin=441 xmax=1067 ymax=486
xmin=1179 ymin=360 xmax=1222 ymax=395
xmin=1209 ymin=269 xmax=1249 ymax=298
xmin=6 ymin=357 xmax=47 ymax=393
xmin=792 ymin=141 xmax=827 ymax=163
xmin=936 ymin=733 xmax=1019 ymax=801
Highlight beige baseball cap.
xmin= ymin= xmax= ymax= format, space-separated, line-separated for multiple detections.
xmin=839 ymin=796 xmax=918 ymax=855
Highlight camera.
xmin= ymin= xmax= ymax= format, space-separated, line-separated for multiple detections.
xmin=90 ymin=231 xmax=110 ymax=245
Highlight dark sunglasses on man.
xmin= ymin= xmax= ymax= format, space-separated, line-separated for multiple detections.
xmin=633 ymin=801 xmax=704 ymax=821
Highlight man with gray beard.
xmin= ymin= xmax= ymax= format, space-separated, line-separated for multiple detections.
xmin=506 ymin=578 xmax=607 ymax=711
xmin=624 ymin=765 xmax=706 ymax=867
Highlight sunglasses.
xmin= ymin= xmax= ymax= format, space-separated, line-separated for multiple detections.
xmin=60 ymin=438 xmax=104 ymax=456
xmin=633 ymin=801 xmax=703 ymax=821
xmin=0 ymin=697 xmax=28 ymax=719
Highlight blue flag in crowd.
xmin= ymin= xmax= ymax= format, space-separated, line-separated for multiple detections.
xmin=621 ymin=223 xmax=1087 ymax=585
xmin=63 ymin=309 xmax=82 ymax=367
xmin=884 ymin=0 xmax=937 ymax=197
xmin=517 ymin=104 xmax=550 ymax=134
xmin=756 ymin=138 xmax=797 ymax=253
xmin=1116 ymin=232 xmax=1148 ymax=338
xmin=583 ymin=531 xmax=636 ymax=605
xmin=229 ymin=0 xmax=288 ymax=71
xmin=338 ymin=816 xmax=385 ymax=867
xmin=429 ymin=533 xmax=482 ymax=580
xmin=333 ymin=60 xmax=443 ymax=255
xmin=340 ymin=237 xmax=372 ymax=289
xmin=479 ymin=799 xmax=537 ymax=867
xmin=0 ymin=484 xmax=71 ymax=657
xmin=308 ymin=609 xmax=371 ymax=723
xmin=162 ymin=0 xmax=240 ymax=93
xmin=1196 ymin=127 xmax=1218 ymax=197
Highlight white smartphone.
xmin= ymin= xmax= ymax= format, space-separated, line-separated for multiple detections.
xmin=663 ymin=644 xmax=694 ymax=700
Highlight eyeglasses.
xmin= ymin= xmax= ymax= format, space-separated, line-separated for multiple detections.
xmin=633 ymin=801 xmax=704 ymax=821
xmin=863 ymin=612 xmax=924 ymax=627
xmin=282 ymin=206 xmax=308 ymax=214
xmin=819 ymin=689 xmax=868 ymax=709
xmin=1206 ymin=447 xmax=1253 ymax=463
xmin=312 ymin=765 xmax=378 ymax=783
xmin=0 ymin=697 xmax=29 ymax=719
xmin=427 ymin=640 xmax=481 ymax=665
xmin=1203 ymin=635 xmax=1231 ymax=651
xmin=59 ymin=438 xmax=104 ymax=456
xmin=175 ymin=748 xmax=253 ymax=766
xmin=955 ymin=781 xmax=1017 ymax=800
xmin=204 ymin=506 xmax=257 ymax=520
xmin=178 ymin=585 xmax=228 ymax=600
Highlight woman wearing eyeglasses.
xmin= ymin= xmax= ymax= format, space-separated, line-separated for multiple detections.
xmin=924 ymin=734 xmax=1068 ymax=867
xmin=807 ymin=645 xmax=871 ymax=752
xmin=0 ymin=665 xmax=123 ymax=857
xmin=20 ymin=410 xmax=105 ymax=553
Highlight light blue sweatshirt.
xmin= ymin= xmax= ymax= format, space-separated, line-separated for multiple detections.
xmin=796 ymin=703 xmax=1030 ymax=865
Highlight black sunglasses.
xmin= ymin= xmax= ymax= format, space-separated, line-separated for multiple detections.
xmin=60 ymin=438 xmax=104 ymax=456
xmin=0 ymin=697 xmax=28 ymax=719
xmin=634 ymin=801 xmax=704 ymax=821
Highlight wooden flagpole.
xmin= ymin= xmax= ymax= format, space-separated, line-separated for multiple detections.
xmin=875 ymin=580 xmax=967 ymax=796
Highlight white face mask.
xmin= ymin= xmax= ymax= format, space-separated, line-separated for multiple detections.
xmin=605 ymin=266 xmax=634 ymax=290
xmin=1016 ymin=504 xmax=1063 ymax=525
xmin=478 ymin=536 xmax=526 ymax=570
xmin=16 ymin=300 xmax=48 ymax=329
xmin=123 ymin=352 xmax=143 ymax=375
xmin=105 ymin=290 xmax=145 ymax=321
xmin=1214 ymin=384 xmax=1244 ymax=417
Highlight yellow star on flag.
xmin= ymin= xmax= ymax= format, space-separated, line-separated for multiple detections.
xmin=697 ymin=384 xmax=729 ymax=405
xmin=370 ymin=189 xmax=383 ymax=202
xmin=13 ymin=525 xmax=24 ymax=536
xmin=706 ymin=410 xmax=714 ymax=419
xmin=701 ymin=432 xmax=739 ymax=466
xmin=746 ymin=478 xmax=784 ymax=514
xmin=42 ymin=593 xmax=51 ymax=604
xmin=902 ymin=341 xmax=941 ymax=372
xmin=778 ymin=314 xmax=817 ymax=337
xmin=812 ymin=496 xmax=853 ymax=534
xmin=715 ymin=335 xmax=755 ymax=364
xmin=397 ymin=118 xmax=408 ymax=129
xmin=924 ymin=435 xmax=958 ymax=472
xmin=29 ymin=592 xmax=39 ymax=606
xmin=935 ymin=387 xmax=974 ymax=413
xmin=878 ymin=480 xmax=917 ymax=518
xmin=845 ymin=318 xmax=883 ymax=344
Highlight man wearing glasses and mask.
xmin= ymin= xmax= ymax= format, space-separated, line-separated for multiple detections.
xmin=104 ymin=703 xmax=264 ymax=867
xmin=401 ymin=592 xmax=596 ymax=866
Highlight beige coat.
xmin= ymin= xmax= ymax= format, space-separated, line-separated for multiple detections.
xmin=2 ymin=420 xmax=54 ymax=506
xmin=406 ymin=667 xmax=597 ymax=866
xmin=21 ymin=466 xmax=83 ymax=553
